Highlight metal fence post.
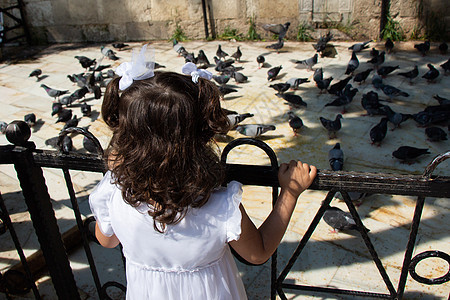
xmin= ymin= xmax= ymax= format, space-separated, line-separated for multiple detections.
xmin=6 ymin=121 xmax=80 ymax=299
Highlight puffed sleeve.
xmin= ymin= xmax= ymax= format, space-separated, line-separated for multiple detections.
xmin=89 ymin=171 xmax=116 ymax=237
xmin=226 ymin=181 xmax=243 ymax=243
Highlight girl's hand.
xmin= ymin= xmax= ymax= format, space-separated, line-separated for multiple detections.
xmin=278 ymin=160 xmax=317 ymax=199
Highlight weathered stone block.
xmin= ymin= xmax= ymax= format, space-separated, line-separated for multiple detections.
xmin=67 ymin=0 xmax=99 ymax=25
xmin=81 ymin=24 xmax=112 ymax=42
xmin=25 ymin=0 xmax=54 ymax=27
xmin=45 ymin=25 xmax=83 ymax=43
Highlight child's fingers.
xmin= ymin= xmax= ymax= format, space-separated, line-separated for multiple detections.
xmin=309 ymin=165 xmax=318 ymax=177
xmin=279 ymin=163 xmax=289 ymax=174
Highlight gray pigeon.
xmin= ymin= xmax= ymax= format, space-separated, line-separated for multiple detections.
xmin=315 ymin=77 xmax=333 ymax=94
xmin=51 ymin=102 xmax=63 ymax=116
xmin=425 ymin=127 xmax=447 ymax=141
xmin=62 ymin=115 xmax=79 ymax=131
xmin=361 ymin=91 xmax=387 ymax=116
xmin=367 ymin=51 xmax=385 ymax=69
xmin=377 ymin=65 xmax=399 ymax=78
xmin=313 ymin=68 xmax=323 ymax=82
xmin=287 ymin=111 xmax=303 ymax=135
xmin=61 ymin=135 xmax=73 ymax=153
xmin=323 ymin=206 xmax=369 ymax=233
xmin=59 ymin=95 xmax=77 ymax=107
xmin=372 ymin=75 xmax=383 ymax=89
xmin=101 ymin=46 xmax=119 ymax=60
xmin=353 ymin=68 xmax=373 ymax=84
xmin=236 ymin=124 xmax=276 ymax=137
xmin=267 ymin=66 xmax=282 ymax=81
xmin=370 ymin=117 xmax=388 ymax=146
xmin=232 ymin=71 xmax=248 ymax=83
xmin=56 ymin=109 xmax=72 ymax=123
xmin=227 ymin=113 xmax=254 ymax=127
xmin=414 ymin=41 xmax=430 ymax=56
xmin=320 ymin=114 xmax=343 ymax=139
xmin=385 ymin=38 xmax=394 ymax=53
xmin=83 ymin=136 xmax=99 ymax=154
xmin=0 ymin=121 xmax=7 ymax=134
xmin=197 ymin=50 xmax=210 ymax=66
xmin=286 ymin=78 xmax=310 ymax=90
xmin=256 ymin=55 xmax=265 ymax=68
xmin=345 ymin=51 xmax=359 ymax=75
xmin=29 ymin=69 xmax=42 ymax=80
xmin=75 ymin=56 xmax=96 ymax=69
xmin=266 ymin=39 xmax=284 ymax=53
xmin=422 ymin=64 xmax=439 ymax=82
xmin=41 ymin=84 xmax=69 ymax=99
xmin=328 ymin=143 xmax=344 ymax=171
xmin=433 ymin=95 xmax=450 ymax=105
xmin=262 ymin=22 xmax=291 ymax=41
xmin=275 ymin=93 xmax=307 ymax=108
xmin=398 ymin=66 xmax=418 ymax=83
xmin=393 ymin=146 xmax=430 ymax=163
xmin=348 ymin=40 xmax=372 ymax=52
xmin=213 ymin=74 xmax=230 ymax=85
xmin=380 ymin=84 xmax=409 ymax=100
xmin=231 ymin=46 xmax=242 ymax=62
xmin=81 ymin=102 xmax=92 ymax=117
xmin=324 ymin=84 xmax=358 ymax=113
xmin=24 ymin=113 xmax=36 ymax=127
xmin=216 ymin=45 xmax=228 ymax=60
xmin=294 ymin=54 xmax=318 ymax=71
xmin=381 ymin=106 xmax=411 ymax=130
xmin=270 ymin=83 xmax=291 ymax=94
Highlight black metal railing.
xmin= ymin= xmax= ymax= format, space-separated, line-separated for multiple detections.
xmin=0 ymin=121 xmax=449 ymax=300
xmin=0 ymin=0 xmax=30 ymax=46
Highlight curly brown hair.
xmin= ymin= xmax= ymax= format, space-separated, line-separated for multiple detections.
xmin=102 ymin=72 xmax=230 ymax=232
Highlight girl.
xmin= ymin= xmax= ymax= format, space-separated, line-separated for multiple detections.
xmin=90 ymin=46 xmax=317 ymax=299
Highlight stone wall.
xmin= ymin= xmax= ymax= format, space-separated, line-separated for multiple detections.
xmin=0 ymin=0 xmax=448 ymax=44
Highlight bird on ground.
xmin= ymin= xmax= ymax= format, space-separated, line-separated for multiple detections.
xmin=440 ymin=58 xmax=450 ymax=73
xmin=377 ymin=65 xmax=399 ymax=77
xmin=70 ymin=86 xmax=89 ymax=101
xmin=227 ymin=113 xmax=254 ymax=128
xmin=285 ymin=78 xmax=309 ymax=90
xmin=81 ymin=102 xmax=92 ymax=117
xmin=276 ymin=93 xmax=307 ymax=108
xmin=83 ymin=136 xmax=99 ymax=154
xmin=216 ymin=45 xmax=228 ymax=60
xmin=328 ymin=143 xmax=344 ymax=171
xmin=367 ymin=51 xmax=385 ymax=69
xmin=294 ymin=54 xmax=318 ymax=71
xmin=232 ymin=71 xmax=248 ymax=83
xmin=91 ymin=64 xmax=111 ymax=72
xmin=425 ymin=127 xmax=447 ymax=141
xmin=0 ymin=121 xmax=8 ymax=134
xmin=29 ymin=69 xmax=42 ymax=81
xmin=267 ymin=66 xmax=282 ymax=81
xmin=325 ymin=84 xmax=358 ymax=113
xmin=112 ymin=43 xmax=129 ymax=50
xmin=231 ymin=46 xmax=242 ymax=62
xmin=413 ymin=110 xmax=450 ymax=127
xmin=60 ymin=135 xmax=73 ymax=153
xmin=313 ymin=31 xmax=333 ymax=55
xmin=235 ymin=124 xmax=276 ymax=137
xmin=56 ymin=109 xmax=72 ymax=123
xmin=370 ymin=47 xmax=379 ymax=57
xmin=262 ymin=22 xmax=291 ymax=41
xmin=323 ymin=206 xmax=369 ymax=233
xmin=320 ymin=114 xmax=343 ymax=139
xmin=24 ymin=113 xmax=36 ymax=127
xmin=345 ymin=51 xmax=359 ymax=75
xmin=370 ymin=117 xmax=388 ymax=146
xmin=316 ymin=76 xmax=333 ymax=94
xmin=62 ymin=115 xmax=79 ymax=131
xmin=398 ymin=66 xmax=419 ymax=83
xmin=433 ymin=94 xmax=450 ymax=105
xmin=59 ymin=95 xmax=77 ymax=107
xmin=328 ymin=76 xmax=352 ymax=95
xmin=361 ymin=91 xmax=387 ymax=116
xmin=439 ymin=42 xmax=448 ymax=55
xmin=348 ymin=40 xmax=372 ymax=52
xmin=182 ymin=52 xmax=197 ymax=64
xmin=353 ymin=68 xmax=372 ymax=84
xmin=75 ymin=56 xmax=97 ymax=70
xmin=51 ymin=102 xmax=63 ymax=116
xmin=269 ymin=83 xmax=291 ymax=94
xmin=173 ymin=39 xmax=187 ymax=57
xmin=313 ymin=68 xmax=323 ymax=82
xmin=379 ymin=84 xmax=409 ymax=100
xmin=196 ymin=50 xmax=210 ymax=66
xmin=287 ymin=111 xmax=303 ymax=135
xmin=320 ymin=44 xmax=338 ymax=58
xmin=218 ymin=85 xmax=238 ymax=96
xmin=266 ymin=39 xmax=284 ymax=53
xmin=214 ymin=57 xmax=235 ymax=73
xmin=41 ymin=84 xmax=69 ymax=99
xmin=393 ymin=146 xmax=430 ymax=163
xmin=422 ymin=63 xmax=440 ymax=82
xmin=385 ymin=38 xmax=394 ymax=53
xmin=101 ymin=46 xmax=119 ymax=60
xmin=414 ymin=41 xmax=430 ymax=56
xmin=256 ymin=55 xmax=265 ymax=68
xmin=372 ymin=75 xmax=383 ymax=89
xmin=213 ymin=74 xmax=230 ymax=85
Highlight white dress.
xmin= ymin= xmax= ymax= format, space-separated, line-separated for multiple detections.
xmin=89 ymin=171 xmax=247 ymax=300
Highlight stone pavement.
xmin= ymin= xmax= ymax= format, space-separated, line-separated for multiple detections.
xmin=0 ymin=39 xmax=449 ymax=299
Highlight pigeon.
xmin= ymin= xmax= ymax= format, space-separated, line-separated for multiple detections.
xmin=370 ymin=117 xmax=388 ymax=146
xmin=56 ymin=109 xmax=72 ymax=123
xmin=29 ymin=69 xmax=42 ymax=80
xmin=276 ymin=93 xmax=307 ymax=108
xmin=218 ymin=85 xmax=238 ymax=96
xmin=70 ymin=86 xmax=89 ymax=101
xmin=320 ymin=44 xmax=338 ymax=58
xmin=196 ymin=50 xmax=210 ymax=66
xmin=214 ymin=57 xmax=235 ymax=73
xmin=385 ymin=38 xmax=394 ymax=53
xmin=398 ymin=66 xmax=419 ymax=83
xmin=372 ymin=75 xmax=383 ymax=89
xmin=40 ymin=84 xmax=69 ymax=99
xmin=370 ymin=47 xmax=379 ymax=57
xmin=216 ymin=45 xmax=228 ymax=60
xmin=367 ymin=51 xmax=385 ymax=69
xmin=213 ymin=74 xmax=230 ymax=85
xmin=323 ymin=206 xmax=369 ymax=233
xmin=267 ymin=66 xmax=282 ymax=81
xmin=24 ymin=113 xmax=36 ymax=127
xmin=380 ymin=84 xmax=409 ymax=100
xmin=328 ymin=143 xmax=344 ymax=171
xmin=433 ymin=94 xmax=450 ymax=105
xmin=270 ymin=83 xmax=291 ymax=94
xmin=425 ymin=127 xmax=447 ymax=141
xmin=173 ymin=39 xmax=188 ymax=57
xmin=256 ymin=55 xmax=265 ymax=68
xmin=83 ymin=136 xmax=99 ymax=154
xmin=413 ymin=110 xmax=450 ymax=127
xmin=101 ymin=46 xmax=119 ymax=60
xmin=81 ymin=102 xmax=92 ymax=117
xmin=227 ymin=113 xmax=254 ymax=127
xmin=361 ymin=91 xmax=387 ymax=116
xmin=313 ymin=31 xmax=333 ymax=54
xmin=392 ymin=146 xmax=430 ymax=162
xmin=285 ymin=78 xmax=309 ymax=90
xmin=62 ymin=115 xmax=79 ymax=131
xmin=91 ymin=64 xmax=111 ymax=72
xmin=328 ymin=76 xmax=352 ymax=95
xmin=74 ymin=56 xmax=97 ymax=69
xmin=182 ymin=52 xmax=197 ymax=64
xmin=231 ymin=46 xmax=242 ymax=62
xmin=348 ymin=40 xmax=372 ymax=52
xmin=0 ymin=121 xmax=7 ymax=134
xmin=313 ymin=68 xmax=323 ymax=82
xmin=325 ymin=84 xmax=358 ymax=113
xmin=266 ymin=39 xmax=284 ymax=53
xmin=287 ymin=111 xmax=303 ymax=135
xmin=232 ymin=71 xmax=248 ymax=83
xmin=61 ymin=135 xmax=73 ymax=153
xmin=235 ymin=124 xmax=276 ymax=137
xmin=377 ymin=65 xmax=399 ymax=77
xmin=353 ymin=68 xmax=373 ymax=84
xmin=262 ymin=22 xmax=291 ymax=41
xmin=51 ymin=102 xmax=63 ymax=116
xmin=440 ymin=58 xmax=450 ymax=73
xmin=422 ymin=64 xmax=440 ymax=82
xmin=345 ymin=51 xmax=359 ymax=75
xmin=320 ymin=114 xmax=343 ymax=139
xmin=439 ymin=42 xmax=448 ymax=55
xmin=294 ymin=54 xmax=318 ymax=71
xmin=59 ymin=95 xmax=77 ymax=107
xmin=316 ymin=77 xmax=333 ymax=94
xmin=112 ymin=43 xmax=129 ymax=50
xmin=414 ymin=41 xmax=430 ymax=56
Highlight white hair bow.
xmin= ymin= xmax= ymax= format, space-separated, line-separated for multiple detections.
xmin=115 ymin=44 xmax=155 ymax=91
xmin=181 ymin=62 xmax=213 ymax=83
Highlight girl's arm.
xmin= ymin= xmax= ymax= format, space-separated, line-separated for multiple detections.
xmin=95 ymin=222 xmax=120 ymax=248
xmin=229 ymin=160 xmax=317 ymax=265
